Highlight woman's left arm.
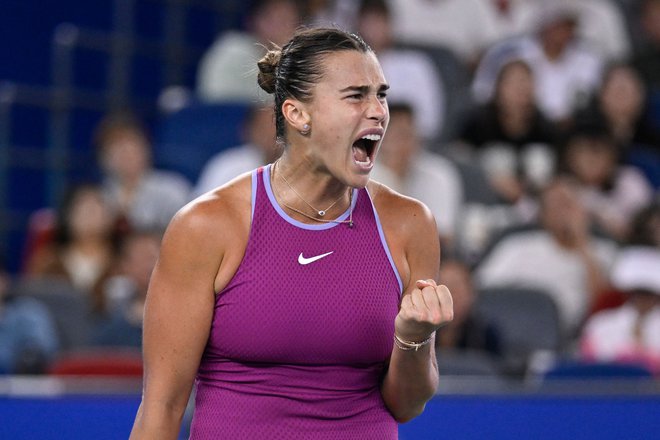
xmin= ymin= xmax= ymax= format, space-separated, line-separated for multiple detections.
xmin=379 ymin=195 xmax=453 ymax=423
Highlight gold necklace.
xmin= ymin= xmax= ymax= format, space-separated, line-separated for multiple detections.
xmin=277 ymin=163 xmax=345 ymax=217
xmin=272 ymin=161 xmax=354 ymax=227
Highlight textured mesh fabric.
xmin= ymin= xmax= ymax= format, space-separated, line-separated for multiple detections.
xmin=189 ymin=165 xmax=402 ymax=439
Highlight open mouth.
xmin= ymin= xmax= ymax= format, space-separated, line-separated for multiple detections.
xmin=352 ymin=133 xmax=381 ymax=166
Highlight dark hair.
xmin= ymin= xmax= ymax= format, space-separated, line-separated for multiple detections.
xmin=627 ymin=201 xmax=660 ymax=246
xmin=53 ymin=182 xmax=122 ymax=253
xmin=556 ymin=118 xmax=619 ymax=191
xmin=54 ymin=182 xmax=102 ymax=246
xmin=257 ymin=27 xmax=372 ymax=140
xmin=559 ymin=117 xmax=618 ymax=157
xmin=493 ymin=59 xmax=533 ymax=101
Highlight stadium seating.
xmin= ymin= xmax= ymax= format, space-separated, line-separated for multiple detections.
xmin=152 ymin=101 xmax=250 ymax=183
xmin=475 ymin=286 xmax=562 ymax=375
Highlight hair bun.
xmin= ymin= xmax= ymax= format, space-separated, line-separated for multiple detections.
xmin=257 ymin=50 xmax=281 ymax=94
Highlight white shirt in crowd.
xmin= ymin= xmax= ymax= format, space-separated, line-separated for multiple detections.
xmin=475 ymin=230 xmax=618 ymax=333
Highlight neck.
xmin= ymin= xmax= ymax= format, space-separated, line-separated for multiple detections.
xmin=273 ymin=157 xmax=350 ymax=211
xmin=271 ymin=159 xmax=354 ymax=226
xmin=499 ymin=105 xmax=531 ymax=134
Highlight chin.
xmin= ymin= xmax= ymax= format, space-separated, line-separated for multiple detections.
xmin=349 ymin=172 xmax=372 ymax=189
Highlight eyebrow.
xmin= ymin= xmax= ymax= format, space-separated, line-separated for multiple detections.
xmin=339 ymin=84 xmax=390 ymax=93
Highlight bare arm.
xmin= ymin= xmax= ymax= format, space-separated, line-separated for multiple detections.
xmin=130 ymin=188 xmax=247 ymax=439
xmin=377 ymin=189 xmax=453 ymax=422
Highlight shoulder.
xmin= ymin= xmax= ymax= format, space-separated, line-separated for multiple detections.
xmin=617 ymin=166 xmax=653 ymax=188
xmin=367 ymin=180 xmax=438 ymax=243
xmin=163 ymin=172 xmax=252 ymax=253
xmin=8 ymin=295 xmax=55 ymax=320
xmin=368 ymin=179 xmax=440 ymax=287
xmin=182 ymin=171 xmax=251 ymax=223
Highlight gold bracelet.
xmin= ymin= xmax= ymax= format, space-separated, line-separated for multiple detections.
xmin=393 ymin=332 xmax=435 ymax=351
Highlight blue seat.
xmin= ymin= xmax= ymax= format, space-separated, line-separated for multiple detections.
xmin=153 ymin=102 xmax=250 ymax=183
xmin=13 ymin=277 xmax=94 ymax=350
xmin=436 ymin=348 xmax=503 ymax=377
xmin=625 ymin=144 xmax=660 ymax=189
xmin=475 ymin=286 xmax=562 ymax=375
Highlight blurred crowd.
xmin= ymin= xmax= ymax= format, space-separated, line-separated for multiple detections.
xmin=2 ymin=0 xmax=660 ymax=381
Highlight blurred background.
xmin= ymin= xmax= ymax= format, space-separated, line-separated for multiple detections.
xmin=0 ymin=0 xmax=249 ymax=272
xmin=1 ymin=0 xmax=660 ymax=438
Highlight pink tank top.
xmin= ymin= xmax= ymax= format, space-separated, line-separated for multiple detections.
xmin=189 ymin=165 xmax=402 ymax=439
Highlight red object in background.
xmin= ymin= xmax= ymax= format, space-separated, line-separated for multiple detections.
xmin=48 ymin=349 xmax=143 ymax=377
xmin=589 ymin=289 xmax=628 ymax=317
xmin=21 ymin=208 xmax=57 ymax=273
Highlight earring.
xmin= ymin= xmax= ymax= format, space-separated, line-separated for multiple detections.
xmin=300 ymin=123 xmax=310 ymax=135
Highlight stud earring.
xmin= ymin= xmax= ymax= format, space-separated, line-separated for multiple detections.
xmin=300 ymin=123 xmax=310 ymax=135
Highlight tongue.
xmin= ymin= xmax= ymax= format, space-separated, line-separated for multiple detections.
xmin=352 ymin=145 xmax=368 ymax=163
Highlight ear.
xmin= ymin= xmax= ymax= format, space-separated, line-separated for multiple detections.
xmin=282 ymin=98 xmax=311 ymax=133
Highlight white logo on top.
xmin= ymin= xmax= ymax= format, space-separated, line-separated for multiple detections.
xmin=298 ymin=251 xmax=334 ymax=265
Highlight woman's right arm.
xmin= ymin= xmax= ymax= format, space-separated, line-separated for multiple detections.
xmin=129 ymin=193 xmax=240 ymax=439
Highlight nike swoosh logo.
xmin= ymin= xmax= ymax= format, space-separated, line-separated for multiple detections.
xmin=298 ymin=251 xmax=334 ymax=265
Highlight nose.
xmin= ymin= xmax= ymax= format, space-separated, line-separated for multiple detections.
xmin=367 ymin=95 xmax=388 ymax=122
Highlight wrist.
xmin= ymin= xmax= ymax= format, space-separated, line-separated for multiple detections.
xmin=393 ymin=332 xmax=435 ymax=352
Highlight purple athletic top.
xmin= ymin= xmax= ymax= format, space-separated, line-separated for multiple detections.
xmin=189 ymin=165 xmax=403 ymax=439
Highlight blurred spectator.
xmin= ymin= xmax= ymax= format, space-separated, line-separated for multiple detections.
xmin=571 ymin=0 xmax=631 ymax=62
xmin=356 ymin=0 xmax=446 ymax=141
xmin=300 ymin=0 xmax=359 ymax=29
xmin=388 ymin=0 xmax=538 ymax=68
xmin=578 ymin=62 xmax=660 ymax=189
xmin=389 ymin=0 xmax=628 ymax=69
xmin=472 ymin=2 xmax=604 ymax=125
xmin=460 ymin=58 xmax=558 ymax=204
xmin=589 ymin=200 xmax=660 ymax=314
xmin=574 ymin=63 xmax=660 ymax=151
xmin=372 ymin=103 xmax=463 ymax=246
xmin=94 ymin=111 xmax=191 ymax=233
xmin=196 ymin=0 xmax=301 ymax=103
xmin=436 ymin=257 xmax=501 ymax=356
xmin=93 ymin=231 xmax=161 ymax=348
xmin=25 ymin=183 xmax=117 ymax=305
xmin=193 ymin=104 xmax=280 ymax=197
xmin=580 ymin=247 xmax=660 ymax=375
xmin=628 ymin=201 xmax=660 ymax=247
xmin=558 ymin=121 xmax=653 ymax=241
xmin=474 ymin=179 xmax=618 ymax=336
xmin=0 ymin=261 xmax=59 ymax=374
xmin=632 ymin=0 xmax=660 ymax=98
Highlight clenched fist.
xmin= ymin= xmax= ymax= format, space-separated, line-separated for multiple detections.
xmin=394 ymin=279 xmax=453 ymax=344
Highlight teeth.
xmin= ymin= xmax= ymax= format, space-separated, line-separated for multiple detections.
xmin=361 ymin=134 xmax=381 ymax=141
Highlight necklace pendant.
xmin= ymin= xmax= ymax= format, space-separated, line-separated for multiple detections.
xmin=318 ymin=210 xmax=326 ymax=217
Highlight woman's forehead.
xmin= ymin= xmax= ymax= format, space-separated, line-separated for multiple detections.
xmin=319 ymin=50 xmax=386 ymax=88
